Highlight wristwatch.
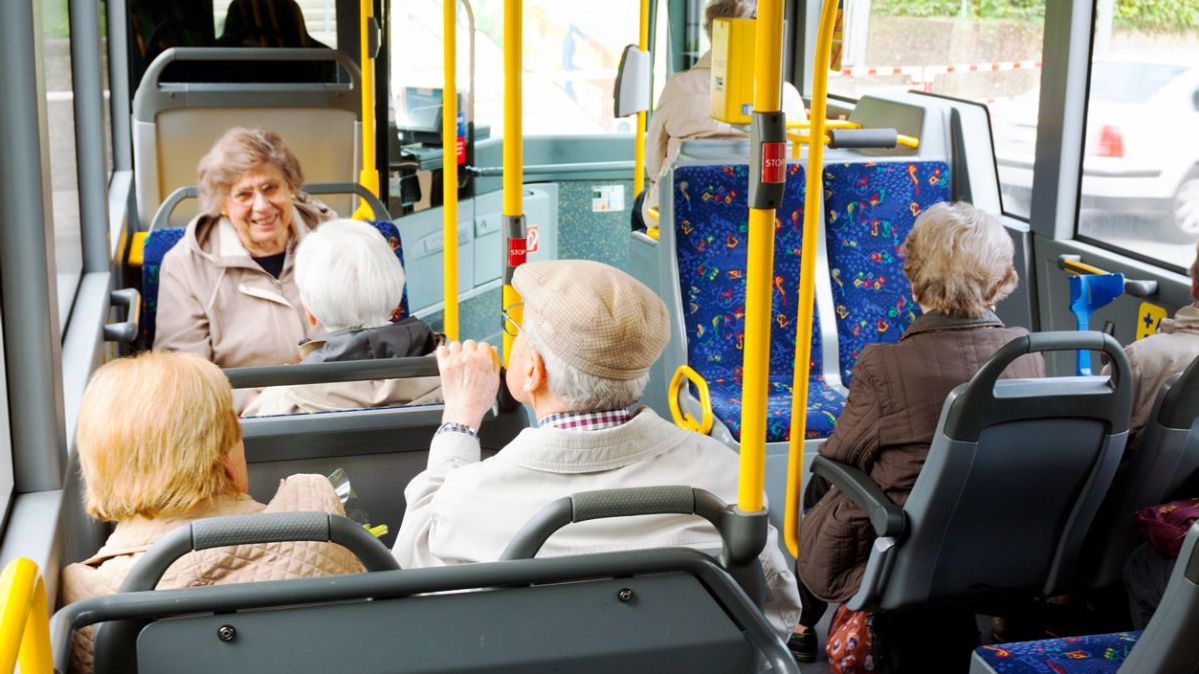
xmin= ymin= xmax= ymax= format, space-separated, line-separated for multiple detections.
xmin=435 ymin=421 xmax=478 ymax=438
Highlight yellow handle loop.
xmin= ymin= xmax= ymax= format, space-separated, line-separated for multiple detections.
xmin=0 ymin=559 xmax=52 ymax=674
xmin=668 ymin=365 xmax=715 ymax=435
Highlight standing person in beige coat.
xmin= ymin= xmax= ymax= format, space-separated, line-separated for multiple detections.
xmin=635 ymin=0 xmax=806 ymax=228
xmin=243 ymin=219 xmax=442 ymax=416
xmin=61 ymin=352 xmax=365 ymax=674
xmin=154 ymin=127 xmax=336 ymax=371
xmin=393 ymin=259 xmax=803 ymax=639
xmin=789 ymin=203 xmax=1045 ymax=664
xmin=1107 ymin=241 xmax=1199 ymax=441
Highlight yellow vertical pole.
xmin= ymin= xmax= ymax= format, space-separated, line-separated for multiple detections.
xmin=737 ymin=0 xmax=786 ymax=513
xmin=442 ymin=0 xmax=460 ymax=340
xmin=501 ymin=0 xmax=525 ymax=363
xmin=633 ymin=0 xmax=649 ymax=196
xmin=355 ymin=0 xmax=380 ymax=217
xmin=783 ymin=0 xmax=839 ymax=558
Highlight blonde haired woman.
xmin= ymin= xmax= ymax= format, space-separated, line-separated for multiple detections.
xmin=155 ymin=127 xmax=335 ymax=371
xmin=789 ymin=202 xmax=1045 ymax=661
xmin=61 ymin=351 xmax=363 ymax=674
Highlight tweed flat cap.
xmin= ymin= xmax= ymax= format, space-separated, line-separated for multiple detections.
xmin=513 ymin=259 xmax=670 ymax=380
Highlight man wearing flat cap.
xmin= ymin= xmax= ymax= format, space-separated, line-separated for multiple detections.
xmin=393 ymin=259 xmax=801 ymax=637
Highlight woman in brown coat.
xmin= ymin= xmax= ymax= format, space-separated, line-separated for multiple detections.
xmin=788 ymin=202 xmax=1045 ymax=661
xmin=154 ymin=127 xmax=336 ymax=370
xmin=61 ymin=352 xmax=364 ymax=674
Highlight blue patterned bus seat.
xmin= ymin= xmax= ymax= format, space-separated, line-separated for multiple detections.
xmin=140 ymin=220 xmax=409 ymax=347
xmin=822 ymin=161 xmax=951 ymax=384
xmin=973 ymin=631 xmax=1140 ymax=674
xmin=673 ymin=163 xmax=845 ymax=441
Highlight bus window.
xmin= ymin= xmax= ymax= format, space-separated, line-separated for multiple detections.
xmin=651 ymin=0 xmax=670 ymax=107
xmin=828 ymin=2 xmax=1046 ymax=221
xmin=212 ymin=0 xmax=337 ymax=48
xmin=1076 ymin=33 xmax=1199 ymax=270
xmin=43 ymin=0 xmax=83 ymax=325
xmin=0 ymin=314 xmax=10 ymax=523
xmin=484 ymin=0 xmax=642 ymax=134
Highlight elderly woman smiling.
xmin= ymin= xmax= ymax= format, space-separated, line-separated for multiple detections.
xmin=60 ymin=351 xmax=363 ymax=674
xmin=154 ymin=127 xmax=335 ymax=369
xmin=788 ymin=202 xmax=1046 ymax=660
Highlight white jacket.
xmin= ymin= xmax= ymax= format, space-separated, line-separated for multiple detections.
xmin=393 ymin=407 xmax=802 ymax=638
xmin=642 ymin=51 xmax=807 ymax=222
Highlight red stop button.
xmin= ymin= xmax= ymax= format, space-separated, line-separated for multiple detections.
xmin=761 ymin=142 xmax=786 ymax=184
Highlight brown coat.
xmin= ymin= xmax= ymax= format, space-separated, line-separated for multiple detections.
xmin=1115 ymin=304 xmax=1199 ymax=439
xmin=797 ymin=312 xmax=1045 ymax=603
xmin=153 ymin=196 xmax=335 ymax=369
xmin=60 ymin=475 xmax=365 ymax=674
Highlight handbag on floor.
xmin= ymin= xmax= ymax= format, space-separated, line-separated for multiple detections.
xmin=826 ymin=604 xmax=877 ymax=674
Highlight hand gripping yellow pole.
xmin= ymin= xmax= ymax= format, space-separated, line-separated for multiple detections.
xmin=783 ymin=0 xmax=840 ymax=558
xmin=501 ymin=0 xmax=525 ymax=363
xmin=442 ymin=0 xmax=460 ymax=340
xmin=0 ymin=559 xmax=52 ymax=674
xmin=353 ymin=0 xmax=381 ymax=220
xmin=633 ymin=0 xmax=649 ymax=197
xmin=738 ymin=0 xmax=787 ymax=514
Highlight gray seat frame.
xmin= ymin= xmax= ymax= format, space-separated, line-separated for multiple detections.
xmin=813 ymin=331 xmax=1133 ymax=612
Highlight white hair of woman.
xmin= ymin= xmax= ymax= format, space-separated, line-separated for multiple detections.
xmin=294 ymin=219 xmax=405 ymax=332
xmin=520 ymin=307 xmax=651 ymax=412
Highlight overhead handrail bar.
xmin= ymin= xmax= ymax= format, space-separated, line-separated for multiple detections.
xmin=783 ymin=0 xmax=840 ymax=558
xmin=442 ymin=0 xmax=461 ymax=339
xmin=737 ymin=1 xmax=787 ymax=516
xmin=0 ymin=558 xmax=52 ymax=674
xmin=468 ymin=161 xmax=636 ymax=177
xmin=1057 ymin=254 xmax=1158 ymax=298
xmin=501 ymin=0 xmax=526 ymax=364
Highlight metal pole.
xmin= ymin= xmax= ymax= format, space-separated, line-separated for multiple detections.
xmin=70 ymin=0 xmax=112 ymax=272
xmin=0 ymin=0 xmax=66 ymax=492
xmin=106 ymin=0 xmax=132 ymax=171
xmin=442 ymin=0 xmax=460 ymax=340
xmin=501 ymin=0 xmax=525 ymax=364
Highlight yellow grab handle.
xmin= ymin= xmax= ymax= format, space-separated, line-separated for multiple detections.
xmin=668 ymin=365 xmax=715 ymax=435
xmin=128 ymin=231 xmax=148 ymax=267
xmin=646 ymin=226 xmax=660 ymax=241
xmin=352 ymin=0 xmax=380 ymax=220
xmin=786 ymin=119 xmax=859 ymax=130
xmin=646 ymin=205 xmax=660 ymax=224
xmin=0 ymin=559 xmax=52 ymax=674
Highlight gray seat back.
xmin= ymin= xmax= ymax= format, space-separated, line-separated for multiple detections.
xmin=1120 ymin=521 xmax=1199 ymax=674
xmin=132 ymin=47 xmax=361 ymax=227
xmin=57 ymin=502 xmax=798 ymax=674
xmin=857 ymin=332 xmax=1132 ymax=611
xmin=1086 ymin=356 xmax=1199 ymax=586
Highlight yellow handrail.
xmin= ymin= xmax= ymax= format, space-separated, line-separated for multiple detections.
xmin=737 ymin=0 xmax=785 ymax=514
xmin=501 ymin=0 xmax=525 ymax=364
xmin=783 ymin=0 xmax=839 ymax=558
xmin=0 ymin=559 xmax=52 ymax=674
xmin=442 ymin=0 xmax=460 ymax=340
xmin=633 ymin=0 xmax=650 ymax=197
xmin=353 ymin=0 xmax=381 ymax=220
xmin=668 ymin=365 xmax=715 ymax=435
xmin=785 ymin=130 xmax=921 ymax=149
xmin=786 ymin=119 xmax=859 ymax=130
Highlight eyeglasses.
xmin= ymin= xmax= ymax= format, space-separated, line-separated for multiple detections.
xmin=501 ymin=302 xmax=524 ymax=337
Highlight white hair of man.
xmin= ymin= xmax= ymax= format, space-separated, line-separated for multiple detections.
xmin=294 ymin=219 xmax=405 ymax=332
xmin=521 ymin=308 xmax=651 ymax=412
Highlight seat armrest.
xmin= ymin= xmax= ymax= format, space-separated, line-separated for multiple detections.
xmin=811 ymin=456 xmax=906 ymax=538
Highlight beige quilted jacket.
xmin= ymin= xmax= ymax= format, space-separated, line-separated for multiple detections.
xmin=60 ymin=474 xmax=365 ymax=674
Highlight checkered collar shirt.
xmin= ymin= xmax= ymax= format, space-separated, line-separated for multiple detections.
xmin=537 ymin=409 xmax=632 ymax=431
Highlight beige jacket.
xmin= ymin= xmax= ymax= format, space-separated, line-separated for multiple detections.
xmin=243 ymin=319 xmax=444 ymax=416
xmin=642 ymin=51 xmax=807 ymax=221
xmin=1119 ymin=304 xmax=1199 ymax=438
xmin=153 ymin=196 xmax=335 ymax=369
xmin=393 ymin=408 xmax=803 ymax=638
xmin=61 ymin=474 xmax=365 ymax=674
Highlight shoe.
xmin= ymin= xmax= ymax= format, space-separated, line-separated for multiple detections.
xmin=787 ymin=630 xmax=818 ymax=663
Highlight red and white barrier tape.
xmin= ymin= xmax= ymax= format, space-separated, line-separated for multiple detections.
xmin=835 ymin=59 xmax=1042 ymax=79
